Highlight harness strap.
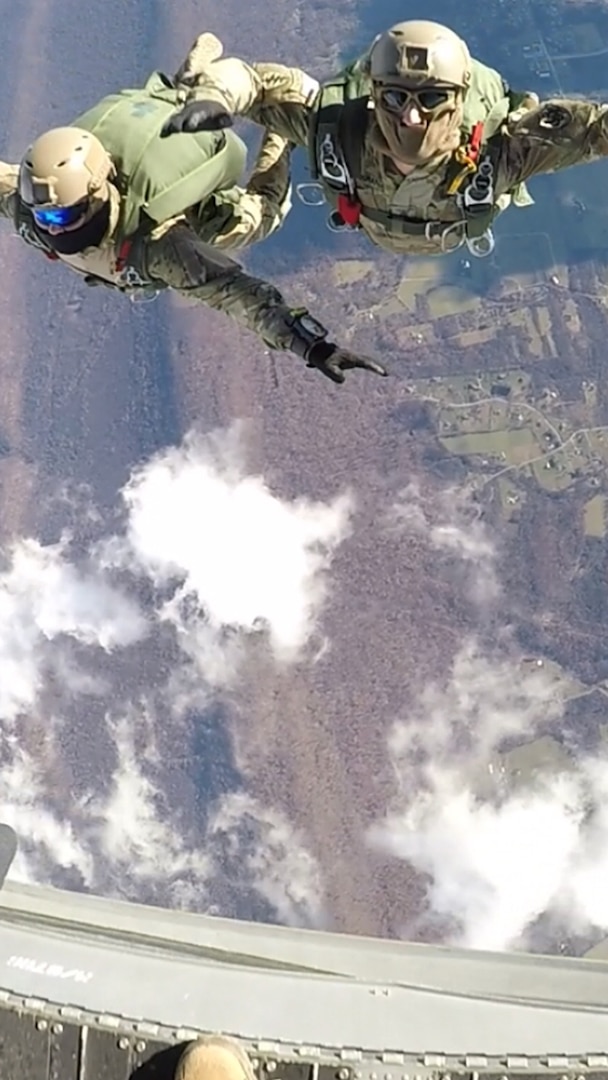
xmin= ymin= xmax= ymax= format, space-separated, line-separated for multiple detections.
xmin=322 ymin=115 xmax=495 ymax=242
xmin=446 ymin=121 xmax=484 ymax=195
xmin=354 ymin=205 xmax=446 ymax=238
xmin=311 ymin=81 xmax=507 ymax=248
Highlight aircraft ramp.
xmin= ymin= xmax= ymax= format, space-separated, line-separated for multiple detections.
xmin=0 ymin=826 xmax=606 ymax=1079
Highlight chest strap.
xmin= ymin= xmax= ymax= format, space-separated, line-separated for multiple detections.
xmin=353 ymin=205 xmax=451 ymax=240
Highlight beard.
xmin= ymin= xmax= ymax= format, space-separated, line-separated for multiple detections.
xmin=372 ymin=100 xmax=464 ymax=167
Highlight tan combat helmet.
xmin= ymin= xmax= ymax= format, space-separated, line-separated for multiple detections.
xmin=19 ymin=127 xmax=114 ymax=224
xmin=368 ymin=20 xmax=472 ymax=90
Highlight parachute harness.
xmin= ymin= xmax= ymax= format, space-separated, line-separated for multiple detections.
xmin=303 ymin=103 xmax=497 ymax=256
xmin=446 ymin=121 xmax=484 ymax=195
xmin=446 ymin=120 xmax=497 ymax=257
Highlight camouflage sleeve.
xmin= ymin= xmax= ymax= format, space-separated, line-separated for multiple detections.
xmin=186 ymin=57 xmax=317 ymax=148
xmin=495 ymin=98 xmax=608 ymax=190
xmin=0 ymin=162 xmax=20 ymax=221
xmin=138 ymin=220 xmax=305 ymax=351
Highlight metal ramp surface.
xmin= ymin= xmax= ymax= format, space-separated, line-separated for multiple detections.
xmin=1 ymin=992 xmax=608 ymax=1080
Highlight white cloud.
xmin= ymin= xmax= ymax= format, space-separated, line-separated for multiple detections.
xmin=0 ymin=741 xmax=95 ymax=886
xmin=556 ymin=759 xmax=608 ymax=931
xmin=371 ymin=643 xmax=608 ymax=951
xmin=387 ymin=640 xmax=561 ymax=778
xmin=373 ymin=767 xmax=587 ymax=951
xmin=0 ymin=424 xmax=343 ymax=920
xmin=0 ymin=424 xmax=350 ymax=721
xmin=385 ymin=481 xmax=499 ymax=604
xmin=0 ymin=537 xmax=147 ymax=724
xmin=429 ymin=521 xmax=495 ymax=563
xmin=0 ymin=714 xmax=212 ymax=906
xmin=0 ymin=710 xmax=327 ymax=921
xmin=99 ymin=423 xmax=353 ymax=676
xmin=83 ymin=713 xmax=213 ymax=905
xmin=208 ymin=791 xmax=327 ymax=928
xmin=373 ymin=478 xmax=608 ymax=953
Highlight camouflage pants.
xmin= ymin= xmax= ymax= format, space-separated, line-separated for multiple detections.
xmin=211 ymin=129 xmax=292 ymax=251
xmin=175 ymin=32 xmax=292 ymax=253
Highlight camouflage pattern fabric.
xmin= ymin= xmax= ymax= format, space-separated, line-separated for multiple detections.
xmin=174 ymin=34 xmax=293 ymax=252
xmin=184 ymin=55 xmax=608 ymax=255
xmin=0 ymin=160 xmax=304 ymax=353
xmin=197 ymin=129 xmax=293 ymax=252
xmin=133 ymin=220 xmax=301 ymax=352
xmin=0 ymin=33 xmax=299 ymax=355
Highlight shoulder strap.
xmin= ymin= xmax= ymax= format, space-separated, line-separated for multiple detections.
xmin=457 ymin=136 xmax=509 ymax=243
xmin=447 ymin=92 xmax=535 ymax=244
xmin=339 ymin=98 xmax=368 ymax=187
xmin=308 ymin=65 xmax=369 ymax=198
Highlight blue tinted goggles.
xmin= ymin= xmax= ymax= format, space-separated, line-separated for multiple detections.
xmin=32 ymin=199 xmax=88 ymax=229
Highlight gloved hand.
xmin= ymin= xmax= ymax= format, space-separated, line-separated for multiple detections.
xmin=304 ymin=340 xmax=388 ymax=384
xmin=161 ymin=100 xmax=234 ymax=138
xmin=286 ymin=310 xmax=387 ymax=384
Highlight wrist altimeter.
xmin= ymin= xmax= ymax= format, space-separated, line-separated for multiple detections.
xmin=287 ymin=310 xmax=329 ymax=358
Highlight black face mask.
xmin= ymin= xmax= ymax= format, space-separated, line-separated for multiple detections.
xmin=36 ymin=201 xmax=111 ymax=256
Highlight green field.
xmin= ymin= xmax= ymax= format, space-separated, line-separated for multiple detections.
xmin=412 ymin=366 xmax=608 ymax=503
xmin=584 ymin=494 xmax=606 ymax=538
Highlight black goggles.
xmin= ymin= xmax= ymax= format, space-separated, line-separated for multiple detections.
xmin=31 ymin=198 xmax=89 ymax=230
xmin=376 ymin=85 xmax=456 ymax=114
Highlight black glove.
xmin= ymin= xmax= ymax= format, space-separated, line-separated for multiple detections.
xmin=161 ymin=100 xmax=234 ymax=138
xmin=287 ymin=311 xmax=388 ymax=385
xmin=305 ymin=340 xmax=387 ymax=384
